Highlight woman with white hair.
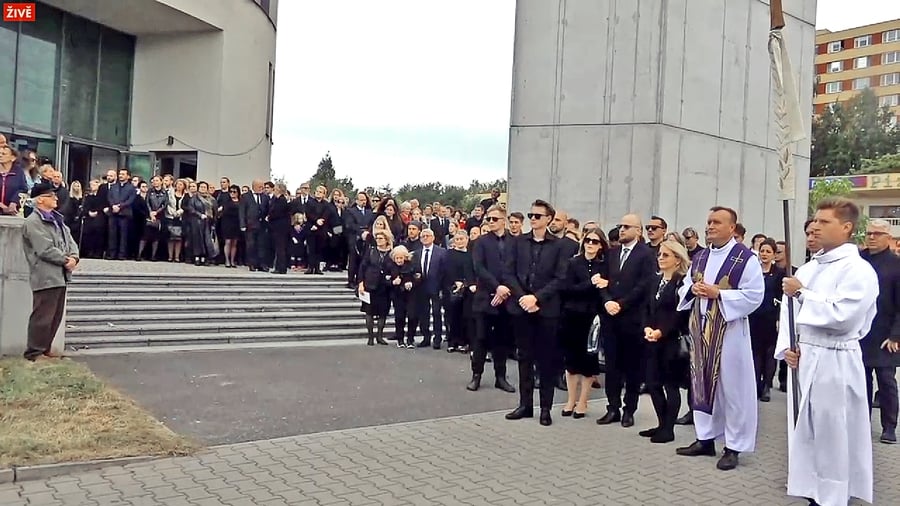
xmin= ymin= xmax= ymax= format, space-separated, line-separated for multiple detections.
xmin=640 ymin=239 xmax=691 ymax=443
xmin=387 ymin=244 xmax=423 ymax=349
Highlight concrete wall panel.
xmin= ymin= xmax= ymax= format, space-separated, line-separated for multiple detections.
xmin=632 ymin=0 xmax=664 ymax=124
xmin=679 ymin=0 xmax=726 ymax=135
xmin=554 ymin=127 xmax=605 ymax=220
xmin=558 ymin=0 xmax=609 ymax=125
xmin=510 ymin=0 xmax=562 ymax=126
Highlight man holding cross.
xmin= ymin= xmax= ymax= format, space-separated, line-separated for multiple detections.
xmin=675 ymin=206 xmax=764 ymax=470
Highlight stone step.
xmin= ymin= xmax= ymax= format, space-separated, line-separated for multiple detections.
xmin=72 ymin=270 xmax=348 ymax=281
xmin=66 ymin=317 xmax=365 ymax=336
xmin=67 ymin=286 xmax=347 ymax=296
xmin=70 ymin=277 xmax=347 ymax=289
xmin=67 ymin=294 xmax=356 ymax=305
xmin=66 ymin=301 xmax=362 ymax=315
xmin=66 ymin=328 xmax=372 ymax=349
xmin=67 ymin=309 xmax=364 ymax=324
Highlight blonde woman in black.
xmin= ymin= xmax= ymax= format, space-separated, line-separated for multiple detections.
xmin=387 ymin=245 xmax=423 ymax=349
xmin=358 ymin=229 xmax=394 ymax=346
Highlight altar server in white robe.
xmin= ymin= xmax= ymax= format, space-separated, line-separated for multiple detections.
xmin=777 ymin=197 xmax=877 ymax=506
xmin=676 ymin=206 xmax=764 ymax=471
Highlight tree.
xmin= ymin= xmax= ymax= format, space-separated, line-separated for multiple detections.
xmin=467 ymin=178 xmax=508 ymax=195
xmin=854 ymin=153 xmax=900 ymax=174
xmin=307 ymin=152 xmax=356 ymax=197
xmin=395 ymin=182 xmax=469 ymax=209
xmin=811 ymin=89 xmax=900 ymax=177
xmin=807 ymin=179 xmax=868 ymax=244
xmin=270 ymin=172 xmax=289 ymax=188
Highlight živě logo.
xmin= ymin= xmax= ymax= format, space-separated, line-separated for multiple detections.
xmin=3 ymin=3 xmax=36 ymax=22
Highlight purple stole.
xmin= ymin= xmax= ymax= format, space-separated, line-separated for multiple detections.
xmin=688 ymin=243 xmax=751 ymax=414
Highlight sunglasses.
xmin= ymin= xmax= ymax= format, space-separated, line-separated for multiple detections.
xmin=527 ymin=213 xmax=546 ymax=220
xmin=618 ymin=224 xmax=637 ymax=230
xmin=484 ymin=216 xmax=502 ymax=223
xmin=584 ymin=238 xmax=603 ymax=245
xmin=645 ymin=225 xmax=662 ymax=231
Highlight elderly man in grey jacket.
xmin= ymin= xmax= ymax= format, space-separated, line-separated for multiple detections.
xmin=21 ymin=182 xmax=79 ymax=361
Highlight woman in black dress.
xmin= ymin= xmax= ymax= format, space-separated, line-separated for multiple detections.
xmin=445 ymin=230 xmax=475 ymax=353
xmin=219 ymin=184 xmax=242 ymax=268
xmin=358 ymin=230 xmax=394 ymax=346
xmin=267 ymin=183 xmax=292 ymax=274
xmin=80 ymin=179 xmax=107 ymax=258
xmin=560 ymin=226 xmax=610 ymax=418
xmin=387 ymin=245 xmax=423 ymax=349
xmin=640 ymin=240 xmax=691 ymax=443
xmin=62 ymin=180 xmax=84 ymax=247
xmin=139 ymin=176 xmax=168 ymax=261
xmin=749 ymin=238 xmax=785 ymax=402
xmin=304 ymin=185 xmax=331 ymax=275
xmin=167 ymin=179 xmax=187 ymax=262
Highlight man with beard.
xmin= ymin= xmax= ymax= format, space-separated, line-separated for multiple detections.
xmin=596 ymin=214 xmax=657 ymax=428
xmin=107 ymin=168 xmax=136 ymax=260
xmin=645 ymin=216 xmax=668 ymax=255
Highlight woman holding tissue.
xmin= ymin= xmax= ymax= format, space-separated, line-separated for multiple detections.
xmin=559 ymin=226 xmax=610 ymax=419
xmin=640 ymin=240 xmax=691 ymax=443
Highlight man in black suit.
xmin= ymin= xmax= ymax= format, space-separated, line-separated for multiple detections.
xmin=345 ymin=191 xmax=374 ymax=288
xmin=415 ymin=228 xmax=448 ymax=349
xmin=107 ymin=168 xmax=136 ymax=260
xmin=596 ymin=213 xmax=658 ymax=428
xmin=303 ymin=185 xmax=331 ymax=275
xmin=239 ymin=179 xmax=271 ymax=271
xmin=430 ymin=205 xmax=451 ymax=247
xmin=503 ymin=199 xmax=568 ymax=427
xmin=467 ymin=204 xmax=516 ymax=393
xmin=480 ymin=188 xmax=501 ymax=212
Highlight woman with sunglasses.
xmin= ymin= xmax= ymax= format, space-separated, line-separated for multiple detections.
xmin=219 ymin=185 xmax=242 ymax=268
xmin=640 ymin=240 xmax=691 ymax=443
xmin=559 ymin=226 xmax=610 ymax=418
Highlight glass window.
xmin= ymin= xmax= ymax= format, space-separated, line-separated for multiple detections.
xmin=885 ymin=29 xmax=900 ymax=44
xmin=825 ymin=81 xmax=842 ymax=94
xmin=880 ymin=95 xmax=900 ymax=108
xmin=885 ymin=52 xmax=900 ymax=65
xmin=96 ymin=28 xmax=134 ymax=145
xmin=59 ymin=14 xmax=100 ymax=139
xmin=853 ymin=77 xmax=870 ymax=90
xmin=828 ymin=41 xmax=842 ymax=53
xmin=884 ymin=73 xmax=900 ymax=86
xmin=15 ymin=6 xmax=61 ymax=132
xmin=0 ymin=25 xmax=16 ymax=123
xmin=854 ymin=57 xmax=869 ymax=69
xmin=870 ymin=206 xmax=900 ymax=219
xmin=828 ymin=61 xmax=842 ymax=73
xmin=854 ymin=35 xmax=872 ymax=48
xmin=125 ymin=153 xmax=152 ymax=182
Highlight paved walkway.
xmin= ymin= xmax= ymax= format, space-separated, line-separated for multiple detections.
xmin=2 ymin=393 xmax=895 ymax=505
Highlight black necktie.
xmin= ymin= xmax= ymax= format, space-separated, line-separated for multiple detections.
xmin=423 ymin=249 xmax=430 ymax=278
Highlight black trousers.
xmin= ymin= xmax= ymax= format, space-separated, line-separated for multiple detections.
xmin=472 ymin=312 xmax=509 ymax=377
xmin=272 ymin=228 xmax=289 ymax=274
xmin=244 ymin=226 xmax=269 ymax=270
xmin=750 ymin=317 xmax=778 ymax=392
xmin=107 ymin=215 xmax=130 ymax=259
xmin=393 ymin=293 xmax=418 ymax=344
xmin=603 ymin=319 xmax=644 ymax=414
xmin=25 ymin=287 xmax=66 ymax=360
xmin=307 ymin=231 xmax=325 ymax=271
xmin=866 ymin=366 xmax=898 ymax=431
xmin=514 ymin=315 xmax=559 ymax=410
xmin=417 ymin=292 xmax=444 ymax=344
xmin=645 ymin=341 xmax=683 ymax=429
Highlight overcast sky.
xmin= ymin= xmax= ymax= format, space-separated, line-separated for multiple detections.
xmin=270 ymin=0 xmax=900 ymax=190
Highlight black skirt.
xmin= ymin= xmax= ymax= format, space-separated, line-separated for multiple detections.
xmin=560 ymin=310 xmax=600 ymax=376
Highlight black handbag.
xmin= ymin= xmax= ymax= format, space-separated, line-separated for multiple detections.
xmin=677 ymin=333 xmax=694 ymax=359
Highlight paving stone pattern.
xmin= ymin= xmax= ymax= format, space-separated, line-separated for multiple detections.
xmin=2 ymin=396 xmax=896 ymax=505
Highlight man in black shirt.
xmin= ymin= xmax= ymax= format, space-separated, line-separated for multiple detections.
xmin=683 ymin=227 xmax=705 ymax=260
xmin=503 ymin=199 xmax=568 ymax=426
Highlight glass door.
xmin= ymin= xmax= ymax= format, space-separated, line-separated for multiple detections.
xmin=121 ymin=151 xmax=153 ymax=182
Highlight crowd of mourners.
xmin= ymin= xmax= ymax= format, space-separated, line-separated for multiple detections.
xmin=4 ymin=137 xmax=898 ymax=505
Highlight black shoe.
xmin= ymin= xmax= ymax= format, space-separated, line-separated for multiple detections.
xmin=466 ymin=374 xmax=482 ymax=392
xmin=779 ymin=383 xmax=787 ymax=393
xmin=432 ymin=341 xmax=442 ymax=350
xmin=676 ymin=440 xmax=717 ymax=457
xmin=505 ymin=406 xmax=533 ymax=420
xmin=621 ymin=412 xmax=635 ymax=428
xmin=881 ymin=429 xmax=897 ymax=444
xmin=650 ymin=428 xmax=675 ymax=443
xmin=539 ymin=409 xmax=552 ymax=426
xmin=416 ymin=340 xmax=431 ymax=348
xmin=717 ymin=448 xmax=740 ymax=470
xmin=675 ymin=412 xmax=694 ymax=426
xmin=638 ymin=427 xmax=659 ymax=438
xmin=591 ymin=379 xmax=602 ymax=389
xmin=561 ymin=407 xmax=574 ymax=417
xmin=376 ymin=336 xmax=388 ymax=345
xmin=447 ymin=346 xmax=456 ymax=353
xmin=367 ymin=338 xmax=374 ymax=346
xmin=596 ymin=410 xmax=621 ymax=425
xmin=573 ymin=411 xmax=586 ymax=419
xmin=760 ymin=386 xmax=771 ymax=402
xmin=495 ymin=377 xmax=516 ymax=393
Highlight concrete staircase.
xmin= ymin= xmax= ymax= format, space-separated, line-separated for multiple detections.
xmin=65 ymin=271 xmax=367 ymax=349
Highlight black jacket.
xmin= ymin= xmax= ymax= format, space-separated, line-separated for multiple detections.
xmin=502 ymin=232 xmax=568 ymax=318
xmin=238 ymin=192 xmax=270 ymax=230
xmin=561 ymin=254 xmax=609 ymax=315
xmin=861 ymin=249 xmax=900 ymax=367
xmin=345 ymin=205 xmax=374 ymax=241
xmin=472 ymin=232 xmax=512 ymax=314
xmin=606 ymin=241 xmax=658 ymax=324
xmin=644 ymin=273 xmax=690 ymax=342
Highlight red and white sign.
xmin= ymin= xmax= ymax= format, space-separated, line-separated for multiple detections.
xmin=3 ymin=3 xmax=36 ymax=22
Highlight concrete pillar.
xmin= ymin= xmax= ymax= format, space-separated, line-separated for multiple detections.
xmin=508 ymin=0 xmax=816 ymax=248
xmin=0 ymin=216 xmax=66 ymax=357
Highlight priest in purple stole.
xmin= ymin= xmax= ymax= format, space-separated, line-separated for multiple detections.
xmin=675 ymin=207 xmax=764 ymax=471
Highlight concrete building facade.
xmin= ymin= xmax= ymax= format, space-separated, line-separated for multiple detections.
xmin=814 ymin=19 xmax=900 ymax=124
xmin=507 ymin=0 xmax=816 ymax=247
xmin=0 ymin=0 xmax=277 ymax=186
